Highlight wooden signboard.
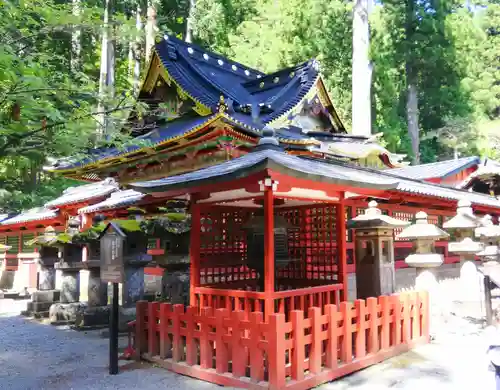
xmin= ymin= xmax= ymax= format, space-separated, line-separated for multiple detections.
xmin=100 ymin=224 xmax=125 ymax=284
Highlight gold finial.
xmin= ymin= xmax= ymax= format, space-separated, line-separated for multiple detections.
xmin=219 ymin=95 xmax=225 ymax=104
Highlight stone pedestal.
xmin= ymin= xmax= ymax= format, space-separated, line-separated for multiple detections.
xmin=74 ymin=260 xmax=110 ymax=329
xmin=49 ymin=261 xmax=84 ymax=324
xmin=24 ymin=248 xmax=60 ymax=318
xmin=121 ymin=266 xmax=145 ymax=307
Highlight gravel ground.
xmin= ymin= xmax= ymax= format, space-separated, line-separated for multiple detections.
xmin=0 ymin=289 xmax=498 ymax=390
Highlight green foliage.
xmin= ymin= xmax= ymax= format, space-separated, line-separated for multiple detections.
xmin=0 ymin=0 xmax=146 ymax=213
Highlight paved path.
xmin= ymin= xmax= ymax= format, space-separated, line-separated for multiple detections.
xmin=0 ymin=298 xmax=497 ymax=390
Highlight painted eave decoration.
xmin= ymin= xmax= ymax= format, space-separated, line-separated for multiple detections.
xmin=1 ymin=208 xmax=58 ymax=226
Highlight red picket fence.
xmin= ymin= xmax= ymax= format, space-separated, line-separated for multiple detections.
xmin=132 ymin=291 xmax=429 ymax=390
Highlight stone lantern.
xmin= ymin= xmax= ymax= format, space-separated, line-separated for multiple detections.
xmin=347 ymin=201 xmax=409 ymax=299
xmin=397 ymin=211 xmax=449 ymax=293
xmin=443 ymin=199 xmax=483 ymax=301
xmin=443 ymin=199 xmax=483 ymax=277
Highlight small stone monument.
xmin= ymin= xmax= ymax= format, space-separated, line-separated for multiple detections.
xmin=443 ymin=199 xmax=483 ymax=301
xmin=24 ymin=227 xmax=61 ymax=317
xmin=347 ymin=201 xmax=409 ymax=299
xmin=397 ymin=211 xmax=449 ymax=294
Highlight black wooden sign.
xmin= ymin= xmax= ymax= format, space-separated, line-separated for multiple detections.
xmin=100 ymin=223 xmax=125 ymax=284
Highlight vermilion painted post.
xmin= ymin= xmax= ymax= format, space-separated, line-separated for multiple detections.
xmin=172 ymin=305 xmax=184 ymax=362
xmin=391 ymin=294 xmax=402 ymax=346
xmin=250 ymin=311 xmax=264 ymax=382
xmin=268 ymin=313 xmax=286 ymax=389
xmin=411 ymin=293 xmax=420 ymax=340
xmin=401 ymin=293 xmax=411 ymax=343
xmin=290 ymin=310 xmax=305 ymax=381
xmin=354 ymin=299 xmax=366 ymax=358
xmin=135 ymin=300 xmax=148 ymax=361
xmin=199 ymin=307 xmax=213 ymax=369
xmin=190 ymin=197 xmax=201 ymax=306
xmin=264 ymin=186 xmax=275 ymax=318
xmin=148 ymin=301 xmax=160 ymax=356
xmin=309 ymin=307 xmax=322 ymax=374
xmin=379 ymin=296 xmax=390 ymax=350
xmin=231 ymin=310 xmax=246 ymax=377
xmin=215 ymin=308 xmax=229 ymax=374
xmin=340 ymin=301 xmax=352 ymax=363
xmin=336 ymin=195 xmax=348 ymax=302
xmin=420 ymin=291 xmax=430 ymax=341
xmin=185 ymin=307 xmax=197 ymax=365
xmin=366 ymin=297 xmax=379 ymax=354
xmin=325 ymin=304 xmax=338 ymax=369
xmin=159 ymin=303 xmax=172 ymax=359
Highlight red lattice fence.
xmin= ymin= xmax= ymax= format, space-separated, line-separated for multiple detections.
xmin=132 ymin=290 xmax=429 ymax=390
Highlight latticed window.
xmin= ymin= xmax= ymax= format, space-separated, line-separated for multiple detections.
xmin=21 ymin=233 xmax=35 ymax=253
xmin=6 ymin=235 xmax=19 ymax=254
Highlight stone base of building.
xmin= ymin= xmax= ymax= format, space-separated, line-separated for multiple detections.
xmin=49 ymin=302 xmax=87 ymax=324
xmin=22 ymin=290 xmax=60 ymax=318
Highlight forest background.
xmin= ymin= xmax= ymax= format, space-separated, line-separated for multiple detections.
xmin=0 ymin=0 xmax=498 ymax=213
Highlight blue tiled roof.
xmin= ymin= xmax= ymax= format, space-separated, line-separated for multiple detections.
xmin=156 ymin=35 xmax=322 ymax=124
xmin=388 ymin=156 xmax=480 ymax=180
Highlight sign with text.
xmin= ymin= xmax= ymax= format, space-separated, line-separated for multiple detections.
xmin=100 ymin=229 xmax=124 ymax=284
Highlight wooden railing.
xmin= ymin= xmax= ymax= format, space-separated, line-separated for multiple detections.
xmin=133 ymin=290 xmax=429 ymax=390
xmin=193 ymin=283 xmax=342 ymax=319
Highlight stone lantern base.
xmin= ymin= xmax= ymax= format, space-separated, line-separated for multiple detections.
xmin=405 ymin=253 xmax=443 ymax=295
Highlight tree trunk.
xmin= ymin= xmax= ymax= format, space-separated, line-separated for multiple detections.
xmin=406 ymin=81 xmax=419 ymax=164
xmin=351 ymin=0 xmax=372 ymax=137
xmin=97 ymin=0 xmax=115 ymax=138
xmin=185 ymin=0 xmax=196 ymax=43
xmin=71 ymin=0 xmax=81 ymax=73
xmin=405 ymin=0 xmax=419 ymax=164
xmin=133 ymin=4 xmax=143 ymax=96
xmin=145 ymin=1 xmax=158 ymax=62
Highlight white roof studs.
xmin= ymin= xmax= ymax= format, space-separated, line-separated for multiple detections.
xmin=187 ymin=47 xmax=194 ymax=54
xmin=218 ymin=59 xmax=224 ymax=66
xmin=203 ymin=53 xmax=209 ymax=60
xmin=245 ymin=70 xmax=250 ymax=76
xmin=232 ymin=64 xmax=237 ymax=71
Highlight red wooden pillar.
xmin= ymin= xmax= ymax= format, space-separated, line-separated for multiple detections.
xmin=264 ymin=185 xmax=275 ymax=317
xmin=336 ymin=194 xmax=348 ymax=302
xmin=189 ymin=196 xmax=201 ymax=306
